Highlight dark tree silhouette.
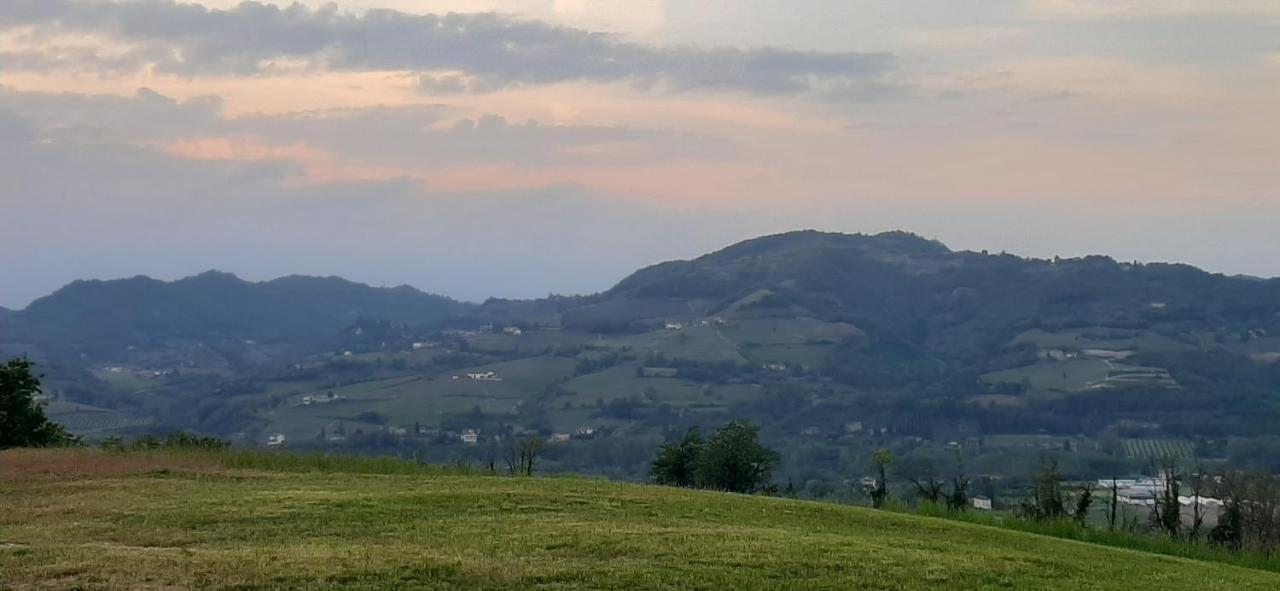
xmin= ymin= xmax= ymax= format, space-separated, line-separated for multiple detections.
xmin=0 ymin=358 xmax=76 ymax=449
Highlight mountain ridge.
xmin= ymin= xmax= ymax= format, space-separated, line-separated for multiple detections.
xmin=0 ymin=270 xmax=470 ymax=359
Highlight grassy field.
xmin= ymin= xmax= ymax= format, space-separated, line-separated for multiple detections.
xmin=3 ymin=449 xmax=1279 ymax=590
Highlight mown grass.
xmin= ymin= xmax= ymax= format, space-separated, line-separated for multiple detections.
xmin=3 ymin=448 xmax=1279 ymax=590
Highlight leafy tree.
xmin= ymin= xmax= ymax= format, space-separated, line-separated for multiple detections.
xmin=694 ymin=420 xmax=779 ymax=494
xmin=650 ymin=427 xmax=704 ymax=487
xmin=0 ymin=358 xmax=76 ymax=449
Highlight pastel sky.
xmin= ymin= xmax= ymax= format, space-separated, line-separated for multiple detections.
xmin=2 ymin=1 xmax=1278 ymax=306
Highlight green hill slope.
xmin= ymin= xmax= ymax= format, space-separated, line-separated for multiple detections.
xmin=2 ymin=449 xmax=1277 ymax=590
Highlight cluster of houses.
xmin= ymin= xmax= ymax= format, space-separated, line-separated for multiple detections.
xmin=456 ymin=426 xmax=599 ymax=446
xmin=664 ymin=318 xmax=727 ymax=331
xmin=102 ymin=365 xmax=173 ymax=378
xmin=301 ymin=392 xmax=341 ymax=406
xmin=454 ymin=371 xmax=503 ymax=381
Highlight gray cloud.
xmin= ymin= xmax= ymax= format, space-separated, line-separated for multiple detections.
xmin=0 ymin=86 xmax=223 ymax=145
xmin=0 ymin=0 xmax=893 ymax=96
xmin=0 ymin=86 xmax=735 ymax=167
xmin=236 ymin=108 xmax=738 ymax=166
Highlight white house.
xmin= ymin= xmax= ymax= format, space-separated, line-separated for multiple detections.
xmin=665 ymin=322 xmax=683 ymax=331
xmin=503 ymin=326 xmax=523 ymax=336
xmin=972 ymin=496 xmax=993 ymax=511
xmin=266 ymin=433 xmax=286 ymax=446
xmin=547 ymin=433 xmax=571 ymax=443
xmin=460 ymin=429 xmax=479 ymax=445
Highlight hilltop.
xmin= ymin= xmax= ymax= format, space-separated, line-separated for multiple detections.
xmin=1 ymin=448 xmax=1277 ymax=590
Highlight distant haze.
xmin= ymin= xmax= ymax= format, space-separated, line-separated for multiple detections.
xmin=2 ymin=1 xmax=1278 ymax=307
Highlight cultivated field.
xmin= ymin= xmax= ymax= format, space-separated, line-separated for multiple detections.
xmin=2 ymin=448 xmax=1278 ymax=590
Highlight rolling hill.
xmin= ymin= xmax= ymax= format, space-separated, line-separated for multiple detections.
xmin=0 ymin=271 xmax=469 ymax=359
xmin=2 ymin=448 xmax=1277 ymax=590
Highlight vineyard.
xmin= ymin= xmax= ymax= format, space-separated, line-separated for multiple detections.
xmin=1123 ymin=438 xmax=1195 ymax=460
xmin=49 ymin=410 xmax=154 ymax=435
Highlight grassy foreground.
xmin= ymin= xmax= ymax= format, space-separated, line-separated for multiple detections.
xmin=2 ymin=450 xmax=1278 ymax=590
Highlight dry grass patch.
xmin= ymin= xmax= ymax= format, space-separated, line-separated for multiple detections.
xmin=0 ymin=448 xmax=223 ymax=481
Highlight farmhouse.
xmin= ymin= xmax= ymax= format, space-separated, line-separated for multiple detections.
xmin=302 ymin=392 xmax=340 ymax=406
xmin=972 ymin=496 xmax=993 ymax=511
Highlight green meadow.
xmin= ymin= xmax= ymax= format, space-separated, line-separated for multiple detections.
xmin=2 ymin=448 xmax=1278 ymax=590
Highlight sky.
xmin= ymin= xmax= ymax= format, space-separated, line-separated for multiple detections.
xmin=1 ymin=1 xmax=1278 ymax=307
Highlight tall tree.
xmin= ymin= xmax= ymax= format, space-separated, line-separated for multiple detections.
xmin=1106 ymin=476 xmax=1120 ymax=531
xmin=694 ymin=420 xmax=779 ymax=494
xmin=0 ymin=358 xmax=75 ymax=449
xmin=1152 ymin=459 xmax=1182 ymax=539
xmin=870 ymin=449 xmax=894 ymax=509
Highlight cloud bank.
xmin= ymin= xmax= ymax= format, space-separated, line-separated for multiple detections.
xmin=0 ymin=0 xmax=893 ymax=96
